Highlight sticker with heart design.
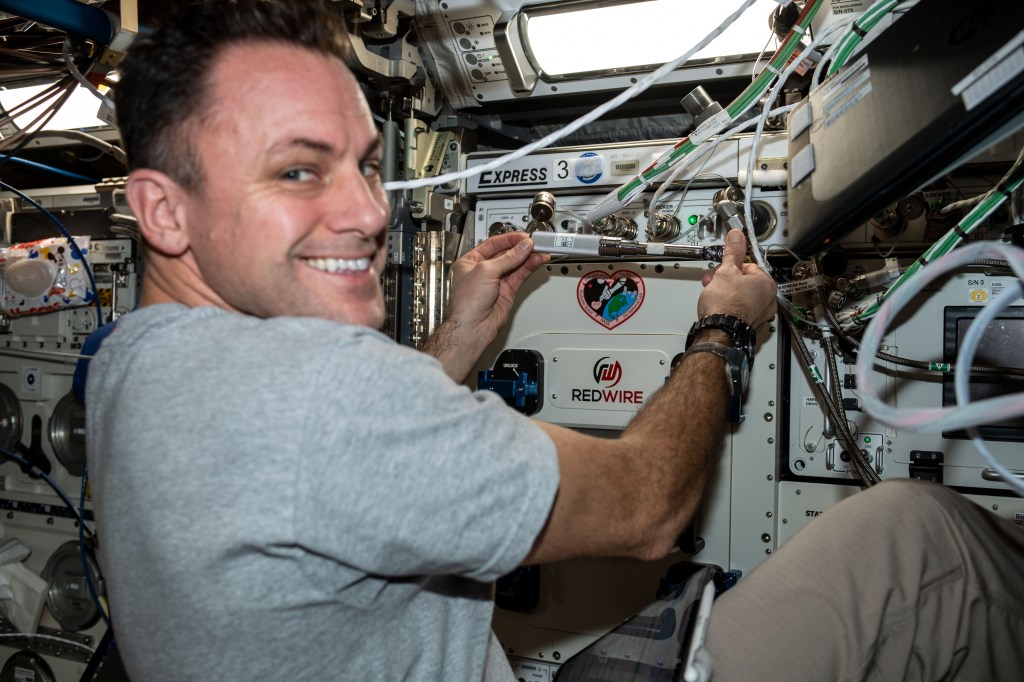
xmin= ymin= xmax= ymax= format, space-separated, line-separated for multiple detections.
xmin=577 ymin=270 xmax=645 ymax=329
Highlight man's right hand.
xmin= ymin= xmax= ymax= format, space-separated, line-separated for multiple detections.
xmin=698 ymin=229 xmax=777 ymax=328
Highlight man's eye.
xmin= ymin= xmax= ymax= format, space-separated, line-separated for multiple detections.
xmin=361 ymin=161 xmax=382 ymax=178
xmin=282 ymin=168 xmax=316 ymax=182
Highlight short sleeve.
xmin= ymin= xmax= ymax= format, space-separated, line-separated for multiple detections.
xmin=296 ymin=331 xmax=559 ymax=582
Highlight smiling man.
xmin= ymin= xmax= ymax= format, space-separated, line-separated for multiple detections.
xmin=85 ymin=1 xmax=1024 ymax=681
xmin=86 ymin=3 xmax=556 ymax=680
xmin=128 ymin=40 xmax=391 ymax=325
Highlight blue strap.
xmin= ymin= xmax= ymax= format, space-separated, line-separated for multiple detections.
xmin=73 ymin=321 xmax=118 ymax=404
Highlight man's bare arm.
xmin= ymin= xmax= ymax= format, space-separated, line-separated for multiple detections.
xmin=523 ymin=229 xmax=777 ymax=564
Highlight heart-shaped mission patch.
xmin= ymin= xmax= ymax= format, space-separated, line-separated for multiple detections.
xmin=576 ymin=270 xmax=645 ymax=329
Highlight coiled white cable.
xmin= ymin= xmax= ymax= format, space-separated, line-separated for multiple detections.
xmin=856 ymin=241 xmax=1024 ymax=436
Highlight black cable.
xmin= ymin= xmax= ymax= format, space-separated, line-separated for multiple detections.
xmin=0 ymin=449 xmax=93 ymax=537
xmin=0 ymin=448 xmax=108 ymax=627
xmin=819 ymin=294 xmax=1024 ymax=377
xmin=0 ymin=79 xmax=77 ymax=179
xmin=0 ymin=76 xmax=71 ymax=123
xmin=785 ymin=314 xmax=881 ymax=486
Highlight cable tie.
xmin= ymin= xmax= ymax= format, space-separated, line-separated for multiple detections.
xmin=995 ymin=182 xmax=1014 ymax=199
xmin=764 ymin=63 xmax=784 ymax=78
xmin=915 ymin=255 xmax=930 ymax=268
xmin=789 ymin=23 xmax=806 ymax=35
xmin=953 ymin=224 xmax=971 ymax=240
xmin=851 ymin=23 xmax=868 ymax=38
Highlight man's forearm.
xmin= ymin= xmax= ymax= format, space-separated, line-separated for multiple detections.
xmin=617 ymin=329 xmax=732 ymax=552
xmin=422 ymin=316 xmax=485 ymax=383
xmin=528 ymin=329 xmax=735 ymax=563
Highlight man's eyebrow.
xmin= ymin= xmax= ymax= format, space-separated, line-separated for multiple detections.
xmin=268 ymin=135 xmax=384 ymax=159
xmin=269 ymin=137 xmax=336 ymax=156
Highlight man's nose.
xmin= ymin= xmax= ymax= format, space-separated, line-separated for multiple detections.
xmin=323 ymin=170 xmax=390 ymax=237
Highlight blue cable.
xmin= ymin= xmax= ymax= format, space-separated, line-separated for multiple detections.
xmin=0 ymin=449 xmax=82 ymax=522
xmin=0 ymin=155 xmax=100 ymax=184
xmin=0 ymin=180 xmax=104 ymax=328
xmin=0 ymin=182 xmax=111 ymax=627
xmin=0 ymin=448 xmax=109 ymax=627
xmin=80 ymin=460 xmax=110 ymax=627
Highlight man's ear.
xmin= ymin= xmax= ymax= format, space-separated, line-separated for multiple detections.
xmin=126 ymin=169 xmax=193 ymax=257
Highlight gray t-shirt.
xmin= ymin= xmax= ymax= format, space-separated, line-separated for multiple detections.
xmin=86 ymin=304 xmax=559 ymax=681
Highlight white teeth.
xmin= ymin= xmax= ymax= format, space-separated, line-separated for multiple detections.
xmin=303 ymin=257 xmax=371 ymax=273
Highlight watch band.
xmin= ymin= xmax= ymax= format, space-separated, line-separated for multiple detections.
xmin=686 ymin=314 xmax=756 ymax=367
xmin=682 ymin=341 xmax=748 ymax=423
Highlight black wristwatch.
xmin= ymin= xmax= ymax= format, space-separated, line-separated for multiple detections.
xmin=686 ymin=314 xmax=756 ymax=368
xmin=682 ymin=342 xmax=749 ymax=423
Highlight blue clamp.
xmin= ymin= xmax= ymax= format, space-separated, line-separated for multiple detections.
xmin=477 ymin=370 xmax=538 ymax=409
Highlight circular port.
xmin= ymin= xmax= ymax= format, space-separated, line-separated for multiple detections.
xmin=750 ymin=200 xmax=777 ymax=240
xmin=646 ymin=213 xmax=682 ymax=242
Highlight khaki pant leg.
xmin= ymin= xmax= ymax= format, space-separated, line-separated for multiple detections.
xmin=706 ymin=479 xmax=1024 ymax=682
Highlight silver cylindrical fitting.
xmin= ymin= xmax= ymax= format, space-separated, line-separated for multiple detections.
xmin=592 ymin=214 xmax=638 ymax=240
xmin=530 ymin=191 xmax=556 ymax=222
xmin=488 ymin=221 xmax=521 ymax=236
xmin=647 ymin=213 xmax=682 ymax=242
xmin=531 ymin=231 xmax=606 ymax=257
xmin=681 ymin=85 xmax=724 ymax=127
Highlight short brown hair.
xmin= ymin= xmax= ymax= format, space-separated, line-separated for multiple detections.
xmin=116 ymin=0 xmax=352 ymax=191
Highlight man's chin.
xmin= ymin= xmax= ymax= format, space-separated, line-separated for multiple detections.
xmin=326 ymin=303 xmax=386 ymax=330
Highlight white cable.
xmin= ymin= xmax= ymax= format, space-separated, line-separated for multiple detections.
xmin=383 ymin=0 xmax=763 ymax=192
xmin=955 ymin=279 xmax=1024 ymax=497
xmin=744 ymin=20 xmax=849 ymax=273
xmin=813 ymin=0 xmax=900 ymax=88
xmin=940 ymin=194 xmax=985 ymax=214
xmin=856 ymin=240 xmax=1024 ymax=431
xmin=649 ymin=119 xmax=752 ymax=213
xmin=751 ymin=31 xmax=775 ymax=82
xmin=814 ymin=32 xmax=846 ymax=89
xmin=31 ymin=129 xmax=126 ymax=165
xmin=648 ymin=103 xmax=795 ymax=214
xmin=62 ymin=39 xmax=115 ymax=112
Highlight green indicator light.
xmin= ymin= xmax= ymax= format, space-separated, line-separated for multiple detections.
xmin=688 ymin=214 xmax=699 ymax=225
xmin=864 ymin=436 xmax=871 ymax=444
